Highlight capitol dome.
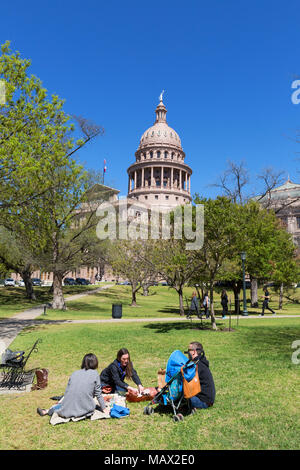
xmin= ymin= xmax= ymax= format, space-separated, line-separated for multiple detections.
xmin=138 ymin=99 xmax=182 ymax=150
xmin=127 ymin=94 xmax=192 ymax=211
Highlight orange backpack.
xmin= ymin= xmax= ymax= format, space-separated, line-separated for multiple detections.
xmin=180 ymin=366 xmax=201 ymax=399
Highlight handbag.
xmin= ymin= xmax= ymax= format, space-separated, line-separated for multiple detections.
xmin=32 ymin=368 xmax=49 ymax=390
xmin=180 ymin=366 xmax=201 ymax=399
xmin=126 ymin=387 xmax=158 ymax=402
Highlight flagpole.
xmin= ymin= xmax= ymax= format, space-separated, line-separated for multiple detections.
xmin=103 ymin=159 xmax=107 ymax=185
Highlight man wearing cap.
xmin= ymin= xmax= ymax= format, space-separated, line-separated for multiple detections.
xmin=186 ymin=342 xmax=216 ymax=411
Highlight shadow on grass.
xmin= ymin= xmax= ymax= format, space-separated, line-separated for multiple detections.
xmin=143 ymin=321 xmax=216 ymax=334
xmin=239 ymin=323 xmax=300 ymax=354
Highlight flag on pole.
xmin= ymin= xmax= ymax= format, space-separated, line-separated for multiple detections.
xmin=103 ymin=159 xmax=107 ymax=184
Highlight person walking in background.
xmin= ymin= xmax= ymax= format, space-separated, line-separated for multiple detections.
xmin=221 ymin=290 xmax=228 ymax=319
xmin=260 ymin=286 xmax=276 ymax=316
xmin=187 ymin=292 xmax=201 ymax=319
xmin=202 ymin=292 xmax=210 ymax=319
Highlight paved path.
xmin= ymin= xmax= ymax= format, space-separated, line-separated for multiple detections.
xmin=0 ymin=285 xmax=112 ymax=353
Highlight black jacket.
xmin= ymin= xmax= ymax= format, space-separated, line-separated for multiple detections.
xmin=195 ymin=353 xmax=216 ymax=405
xmin=100 ymin=359 xmax=142 ymax=390
xmin=190 ymin=296 xmax=199 ymax=311
xmin=221 ymin=293 xmax=228 ymax=306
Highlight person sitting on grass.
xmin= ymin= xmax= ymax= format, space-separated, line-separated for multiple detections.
xmin=185 ymin=342 xmax=216 ymax=412
xmin=100 ymin=348 xmax=144 ymax=396
xmin=37 ymin=353 xmax=109 ymax=418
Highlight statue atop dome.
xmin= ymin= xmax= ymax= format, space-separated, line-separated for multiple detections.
xmin=159 ymin=90 xmax=165 ymax=102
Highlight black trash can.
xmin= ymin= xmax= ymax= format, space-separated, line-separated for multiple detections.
xmin=112 ymin=303 xmax=122 ymax=319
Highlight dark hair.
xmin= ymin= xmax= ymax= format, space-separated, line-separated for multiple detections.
xmin=221 ymin=290 xmax=227 ymax=297
xmin=117 ymin=348 xmax=133 ymax=379
xmin=81 ymin=353 xmax=99 ymax=370
xmin=189 ymin=342 xmax=204 ymax=355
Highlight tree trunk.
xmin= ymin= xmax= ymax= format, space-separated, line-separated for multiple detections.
xmin=178 ymin=287 xmax=185 ymax=315
xmin=131 ymin=281 xmax=138 ymax=306
xmin=52 ymin=271 xmax=66 ymax=310
xmin=279 ymin=283 xmax=283 ymax=310
xmin=250 ymin=277 xmax=258 ymax=307
xmin=131 ymin=289 xmax=137 ymax=306
xmin=233 ymin=282 xmax=242 ymax=315
xmin=209 ymin=285 xmax=217 ymax=330
xmin=142 ymin=282 xmax=149 ymax=296
xmin=22 ymin=270 xmax=36 ymax=300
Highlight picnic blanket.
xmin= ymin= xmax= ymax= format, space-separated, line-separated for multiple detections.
xmin=49 ymin=393 xmax=126 ymax=426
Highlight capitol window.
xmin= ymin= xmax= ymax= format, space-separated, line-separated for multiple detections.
xmin=164 ymin=151 xmax=168 ymax=158
xmin=157 ymin=151 xmax=161 ymax=159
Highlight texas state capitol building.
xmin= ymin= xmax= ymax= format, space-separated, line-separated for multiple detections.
xmin=11 ymin=95 xmax=193 ymax=284
xmin=126 ymin=94 xmax=192 ymax=212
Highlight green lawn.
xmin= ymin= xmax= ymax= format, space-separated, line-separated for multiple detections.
xmin=0 ymin=285 xmax=101 ymax=319
xmin=0 ymin=317 xmax=299 ymax=450
xmin=1 ymin=284 xmax=300 ymax=321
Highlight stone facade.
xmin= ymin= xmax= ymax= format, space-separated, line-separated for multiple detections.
xmin=255 ymin=178 xmax=300 ymax=248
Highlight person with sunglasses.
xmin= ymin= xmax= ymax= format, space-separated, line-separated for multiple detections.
xmin=186 ymin=342 xmax=216 ymax=412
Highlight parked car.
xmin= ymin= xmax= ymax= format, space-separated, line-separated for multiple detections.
xmin=17 ymin=280 xmax=25 ymax=287
xmin=160 ymin=282 xmax=169 ymax=286
xmin=31 ymin=278 xmax=42 ymax=286
xmin=4 ymin=278 xmax=15 ymax=287
xmin=75 ymin=278 xmax=91 ymax=285
xmin=64 ymin=277 xmax=76 ymax=286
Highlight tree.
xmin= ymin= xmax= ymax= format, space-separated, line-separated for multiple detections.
xmin=0 ymin=42 xmax=106 ymax=309
xmin=0 ymin=226 xmax=41 ymax=299
xmin=106 ymin=239 xmax=157 ymax=306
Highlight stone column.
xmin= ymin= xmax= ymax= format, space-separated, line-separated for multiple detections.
xmin=185 ymin=172 xmax=188 ymax=191
xmin=171 ymin=167 xmax=174 ymax=189
xmin=128 ymin=174 xmax=131 ymax=193
xmin=161 ymin=167 xmax=163 ymax=187
xmin=134 ymin=170 xmax=137 ymax=190
xmin=142 ymin=167 xmax=144 ymax=188
xmin=179 ymin=169 xmax=182 ymax=189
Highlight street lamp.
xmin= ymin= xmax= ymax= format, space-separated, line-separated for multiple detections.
xmin=240 ymin=252 xmax=248 ymax=316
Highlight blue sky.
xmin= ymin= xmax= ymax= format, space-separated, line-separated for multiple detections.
xmin=1 ymin=0 xmax=300 ymax=199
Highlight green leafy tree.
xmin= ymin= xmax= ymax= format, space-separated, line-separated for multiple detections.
xmin=0 ymin=42 xmax=106 ymax=309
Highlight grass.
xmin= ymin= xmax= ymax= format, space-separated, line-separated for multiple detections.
xmin=37 ymin=284 xmax=300 ymax=320
xmin=1 ymin=283 xmax=300 ymax=321
xmin=0 ymin=284 xmax=101 ymax=319
xmin=0 ymin=316 xmax=299 ymax=450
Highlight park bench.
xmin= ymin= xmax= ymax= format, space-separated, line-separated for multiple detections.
xmin=0 ymin=339 xmax=41 ymax=390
